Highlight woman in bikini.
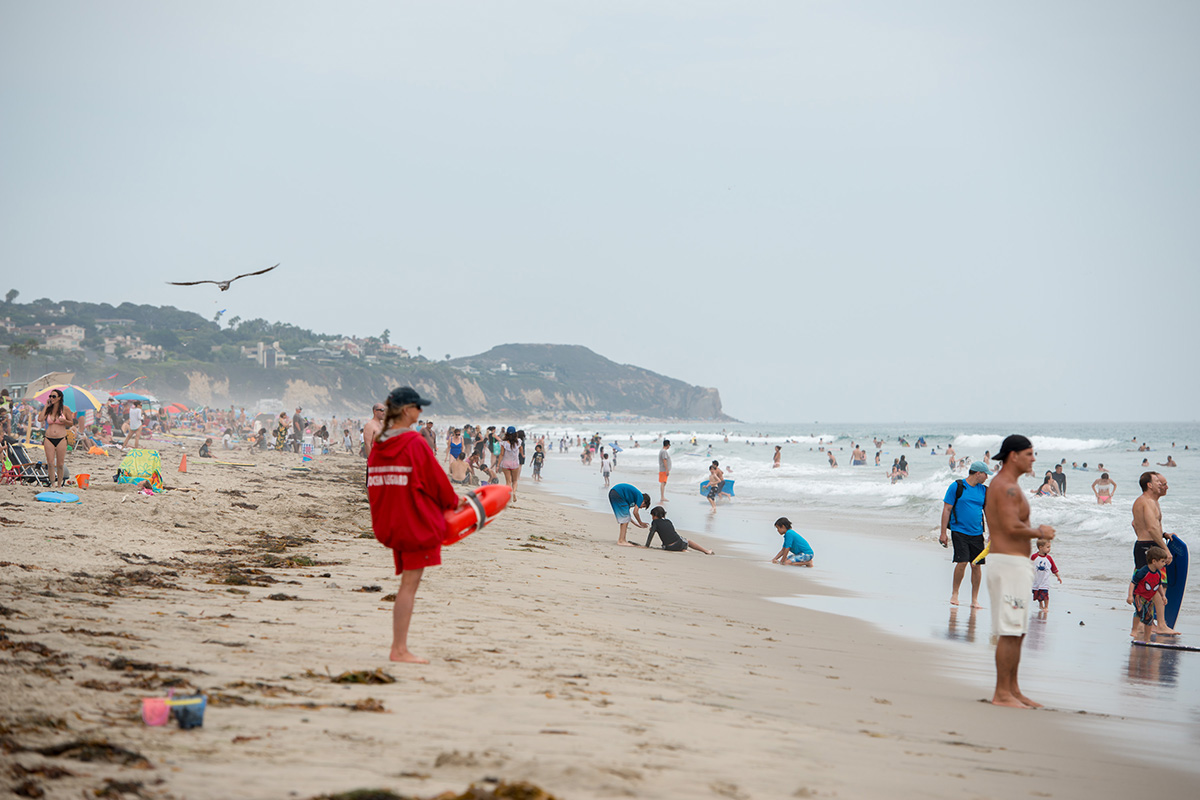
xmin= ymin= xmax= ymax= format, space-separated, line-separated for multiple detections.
xmin=39 ymin=390 xmax=75 ymax=488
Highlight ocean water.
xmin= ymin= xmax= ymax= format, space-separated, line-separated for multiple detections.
xmin=530 ymin=421 xmax=1199 ymax=613
xmin=522 ymin=420 xmax=1200 ymax=761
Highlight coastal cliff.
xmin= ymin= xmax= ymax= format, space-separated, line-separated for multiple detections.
xmin=0 ymin=299 xmax=730 ymax=418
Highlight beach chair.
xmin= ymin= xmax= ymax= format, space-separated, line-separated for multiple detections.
xmin=3 ymin=441 xmax=52 ymax=487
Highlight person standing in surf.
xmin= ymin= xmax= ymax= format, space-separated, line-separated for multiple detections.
xmin=939 ymin=461 xmax=990 ymax=609
xmin=1132 ymin=472 xmax=1174 ymax=569
xmin=367 ymin=386 xmax=465 ymax=664
xmin=658 ymin=439 xmax=672 ymax=503
xmin=983 ymin=434 xmax=1055 ymax=709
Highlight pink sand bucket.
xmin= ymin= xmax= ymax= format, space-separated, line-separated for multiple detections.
xmin=141 ymin=697 xmax=170 ymax=726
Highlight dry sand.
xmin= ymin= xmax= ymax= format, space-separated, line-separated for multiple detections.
xmin=1 ymin=443 xmax=1192 ymax=799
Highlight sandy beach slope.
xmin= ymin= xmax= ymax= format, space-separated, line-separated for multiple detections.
xmin=1 ymin=447 xmax=1192 ymax=799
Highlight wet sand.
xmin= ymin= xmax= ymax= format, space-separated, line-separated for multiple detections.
xmin=1 ymin=444 xmax=1193 ymax=798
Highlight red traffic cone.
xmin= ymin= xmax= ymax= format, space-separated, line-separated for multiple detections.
xmin=179 ymin=454 xmax=188 ymax=473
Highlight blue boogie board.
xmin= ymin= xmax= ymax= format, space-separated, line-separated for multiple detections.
xmin=35 ymin=491 xmax=80 ymax=503
xmin=699 ymin=479 xmax=735 ymax=497
xmin=1165 ymin=534 xmax=1188 ymax=629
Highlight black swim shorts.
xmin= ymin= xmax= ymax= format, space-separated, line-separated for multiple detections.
xmin=1133 ymin=540 xmax=1157 ymax=570
xmin=951 ymin=531 xmax=986 ymax=565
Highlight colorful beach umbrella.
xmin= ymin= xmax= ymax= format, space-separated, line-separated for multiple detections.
xmin=112 ymin=392 xmax=153 ymax=402
xmin=33 ymin=384 xmax=103 ymax=414
xmin=164 ymin=403 xmax=189 ymax=414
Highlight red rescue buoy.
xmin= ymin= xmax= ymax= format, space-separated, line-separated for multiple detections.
xmin=443 ymin=484 xmax=513 ymax=545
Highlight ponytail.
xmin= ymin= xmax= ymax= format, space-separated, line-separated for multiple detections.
xmin=376 ymin=398 xmax=407 ymax=443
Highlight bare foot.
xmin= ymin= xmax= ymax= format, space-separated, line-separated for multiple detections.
xmin=1016 ymin=693 xmax=1043 ymax=708
xmin=971 ymin=601 xmax=984 ymax=609
xmin=661 ymin=498 xmax=670 ymax=502
xmin=991 ymin=693 xmax=1032 ymax=709
xmin=617 ymin=541 xmax=636 ymax=547
xmin=949 ymin=596 xmax=960 ymax=606
xmin=1154 ymin=626 xmax=1181 ymax=636
xmin=389 ymin=650 xmax=429 ymax=664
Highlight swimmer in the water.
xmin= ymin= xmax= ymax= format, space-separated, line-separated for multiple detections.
xmin=1157 ymin=456 xmax=1177 ymax=468
xmin=1092 ymin=473 xmax=1116 ymax=504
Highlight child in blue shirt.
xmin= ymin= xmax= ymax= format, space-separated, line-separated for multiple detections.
xmin=771 ymin=517 xmax=814 ymax=567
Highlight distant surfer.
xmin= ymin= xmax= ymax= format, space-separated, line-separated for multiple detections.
xmin=983 ymin=435 xmax=1054 ymax=709
xmin=1091 ymin=473 xmax=1116 ymax=504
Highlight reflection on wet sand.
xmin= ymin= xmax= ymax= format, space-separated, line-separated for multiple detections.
xmin=1126 ymin=643 xmax=1180 ymax=687
xmin=1025 ymin=609 xmax=1050 ymax=653
xmin=945 ymin=606 xmax=979 ymax=644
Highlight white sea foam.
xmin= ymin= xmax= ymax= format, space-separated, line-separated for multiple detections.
xmin=951 ymin=434 xmax=1119 ymax=452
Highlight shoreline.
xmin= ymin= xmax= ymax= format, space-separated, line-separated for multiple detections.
xmin=1 ymin=447 xmax=1194 ymax=798
xmin=535 ymin=449 xmax=1200 ymax=772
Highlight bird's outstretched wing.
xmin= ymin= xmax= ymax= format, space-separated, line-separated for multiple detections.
xmin=229 ymin=263 xmax=280 ymax=282
xmin=166 ymin=264 xmax=279 ymax=289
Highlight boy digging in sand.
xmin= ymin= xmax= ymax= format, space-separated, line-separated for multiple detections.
xmin=1126 ymin=546 xmax=1178 ymax=641
xmin=771 ymin=517 xmax=814 ymax=567
xmin=642 ymin=507 xmax=714 ymax=554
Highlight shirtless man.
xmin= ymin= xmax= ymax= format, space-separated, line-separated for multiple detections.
xmin=1091 ymin=473 xmax=1116 ymax=504
xmin=1157 ymin=456 xmax=1177 ymax=468
xmin=983 ymin=434 xmax=1054 ymax=709
xmin=362 ymin=402 xmax=385 ymax=458
xmin=1131 ymin=471 xmax=1180 ymax=636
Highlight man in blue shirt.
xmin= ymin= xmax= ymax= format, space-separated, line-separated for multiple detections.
xmin=939 ymin=461 xmax=990 ymax=608
xmin=608 ymin=482 xmax=651 ymax=546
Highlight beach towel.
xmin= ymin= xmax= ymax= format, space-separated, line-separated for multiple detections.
xmin=115 ymin=448 xmax=163 ymax=492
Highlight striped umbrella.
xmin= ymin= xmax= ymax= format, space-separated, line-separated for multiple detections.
xmin=33 ymin=384 xmax=104 ymax=414
xmin=164 ymin=403 xmax=190 ymax=414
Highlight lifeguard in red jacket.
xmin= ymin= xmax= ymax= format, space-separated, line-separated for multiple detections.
xmin=368 ymin=386 xmax=463 ymax=663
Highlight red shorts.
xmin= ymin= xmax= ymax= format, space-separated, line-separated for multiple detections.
xmin=659 ymin=471 xmax=669 ymax=483
xmin=393 ymin=546 xmax=441 ymax=573
xmin=1032 ymin=588 xmax=1049 ymax=602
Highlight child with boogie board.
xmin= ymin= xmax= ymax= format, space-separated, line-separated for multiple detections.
xmin=1127 ymin=545 xmax=1178 ymax=641
xmin=367 ymin=387 xmax=466 ymax=664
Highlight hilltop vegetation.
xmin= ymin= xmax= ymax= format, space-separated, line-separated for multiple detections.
xmin=0 ymin=293 xmax=730 ymax=419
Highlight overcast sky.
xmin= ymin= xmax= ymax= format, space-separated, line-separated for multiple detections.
xmin=2 ymin=2 xmax=1197 ymax=423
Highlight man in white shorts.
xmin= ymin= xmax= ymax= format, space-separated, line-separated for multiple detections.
xmin=983 ymin=434 xmax=1056 ymax=709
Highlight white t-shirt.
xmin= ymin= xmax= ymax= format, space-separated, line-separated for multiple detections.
xmin=601 ymin=458 xmax=612 ymax=475
xmin=1031 ymin=553 xmax=1058 ymax=590
xmin=129 ymin=407 xmax=143 ymax=430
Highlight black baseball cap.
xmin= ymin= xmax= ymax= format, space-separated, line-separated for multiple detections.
xmin=994 ymin=434 xmax=1033 ymax=462
xmin=388 ymin=386 xmax=432 ymax=408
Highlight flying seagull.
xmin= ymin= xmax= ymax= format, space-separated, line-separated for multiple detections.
xmin=167 ymin=263 xmax=279 ymax=291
